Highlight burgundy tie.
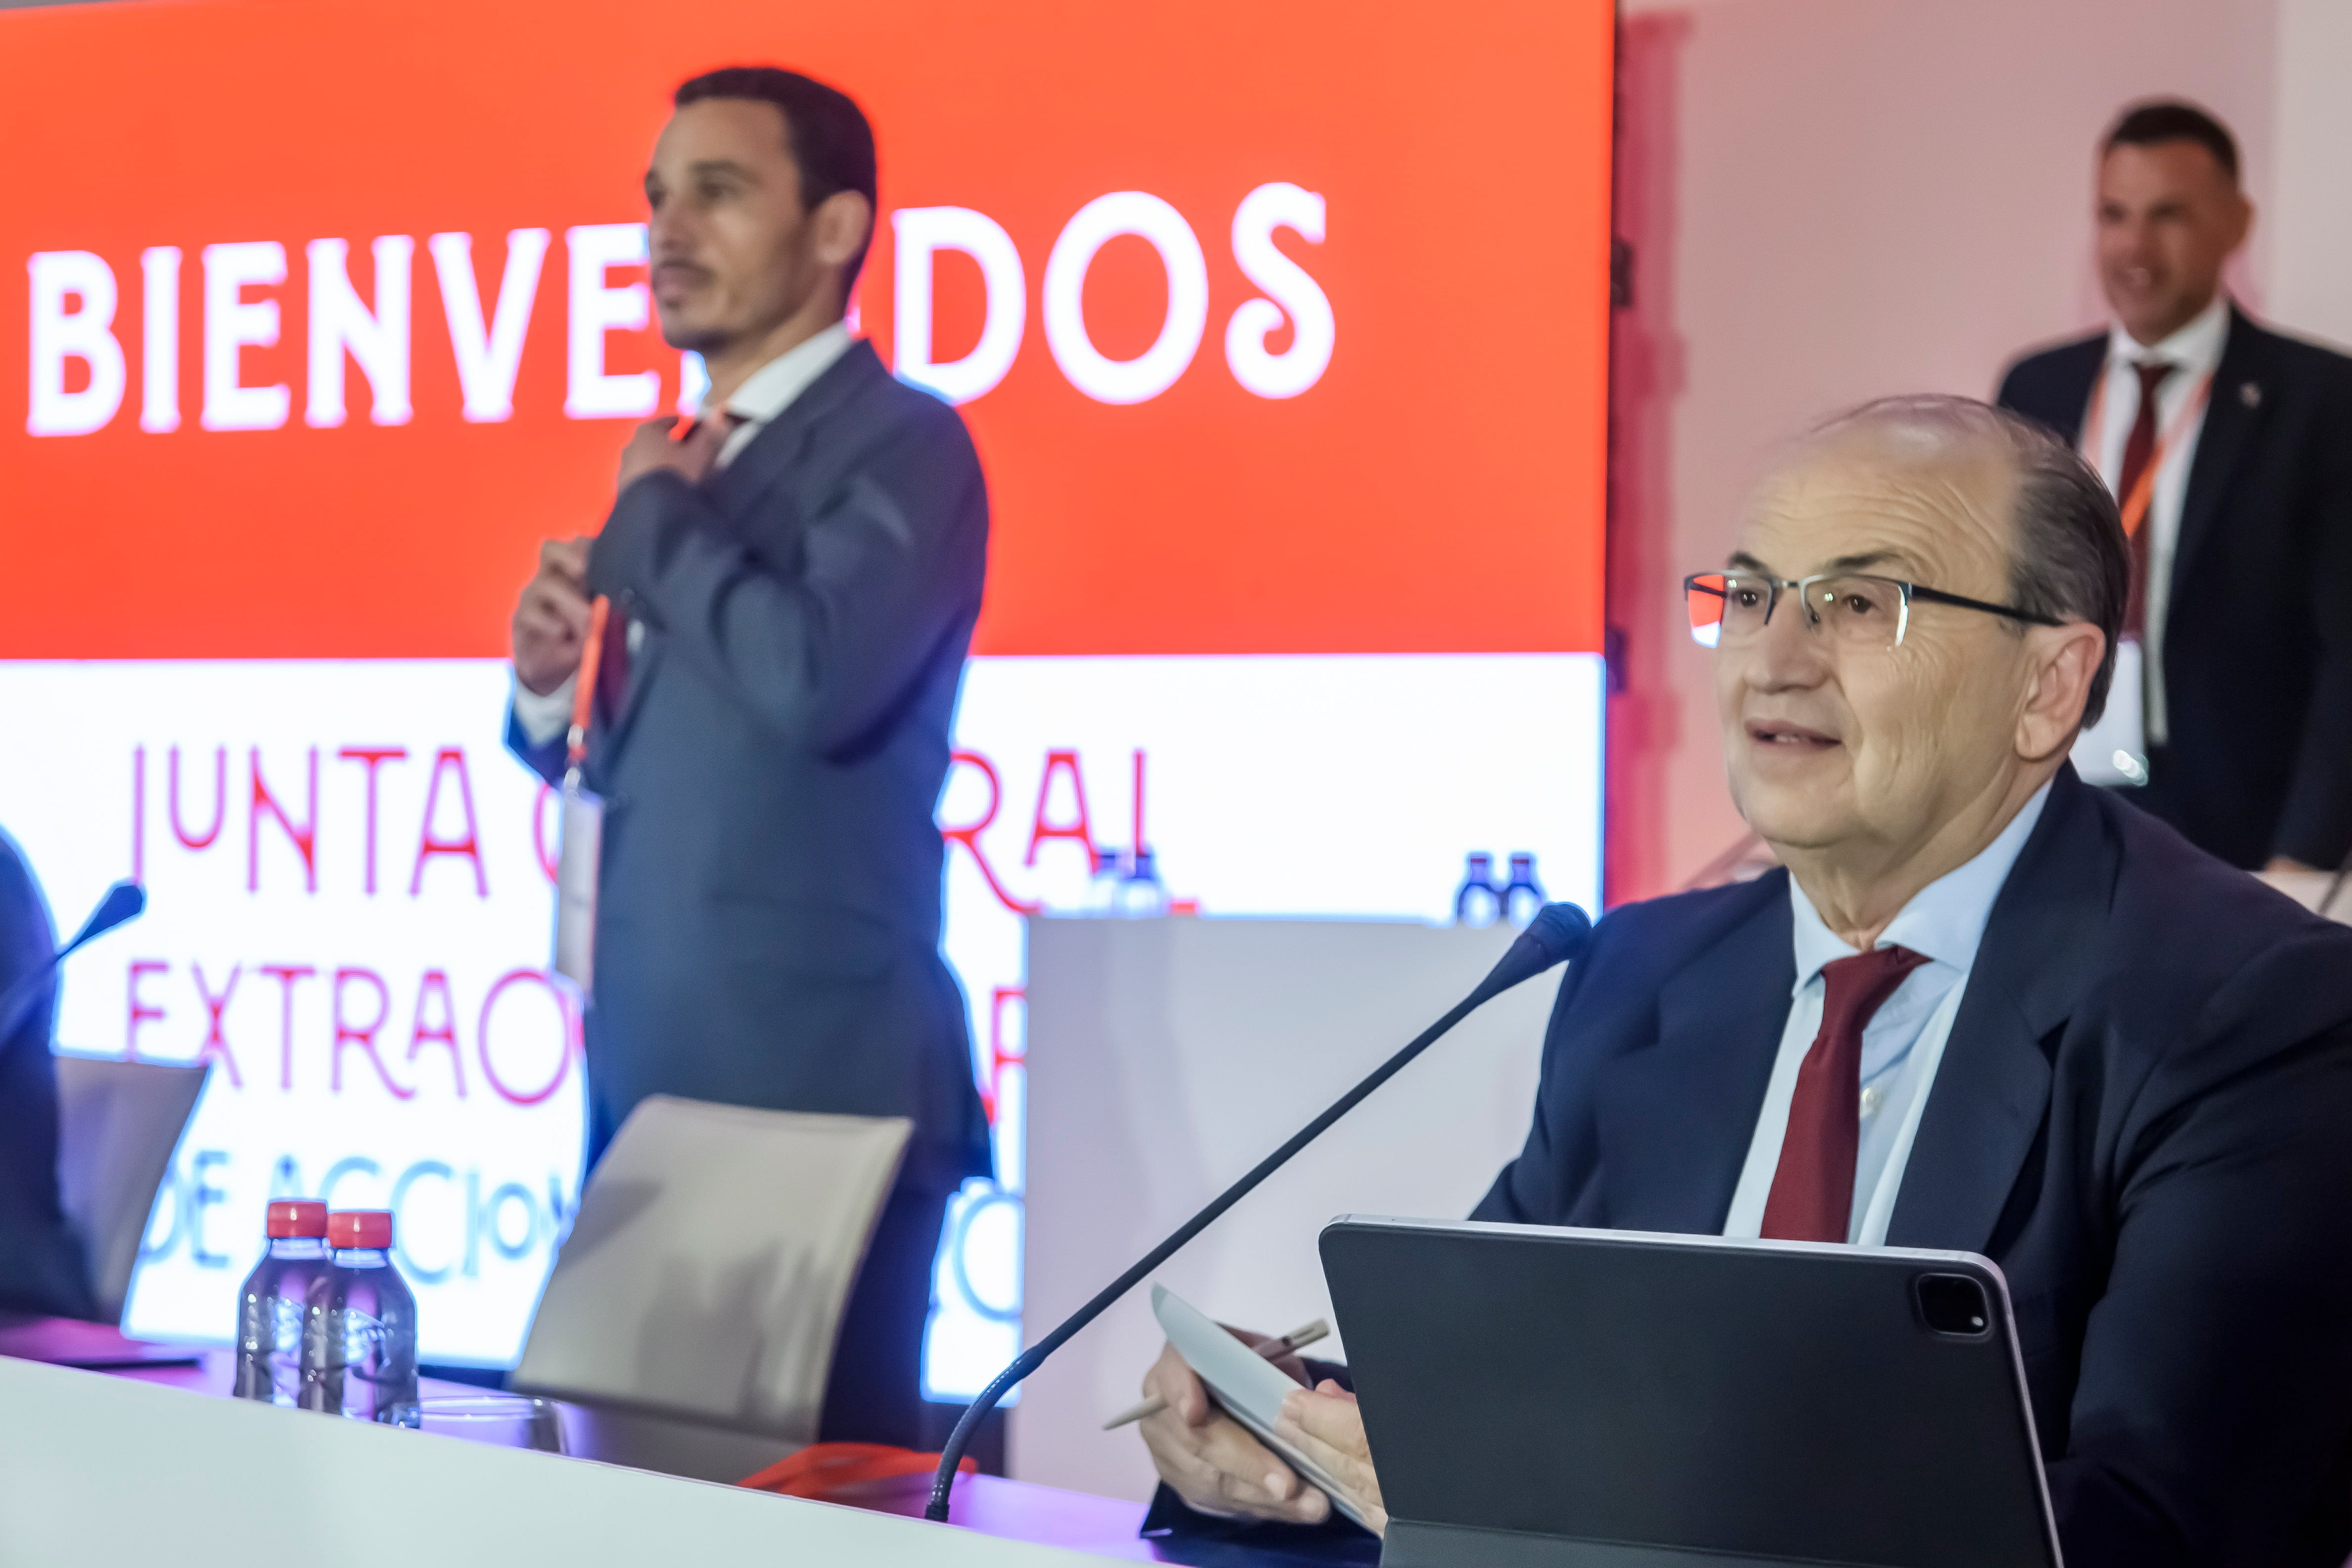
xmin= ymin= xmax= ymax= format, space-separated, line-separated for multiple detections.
xmin=596 ymin=411 xmax=744 ymax=721
xmin=2118 ymin=360 xmax=2174 ymax=639
xmin=1758 ymin=945 xmax=1931 ymax=1243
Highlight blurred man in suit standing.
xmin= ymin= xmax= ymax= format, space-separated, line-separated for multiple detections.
xmin=505 ymin=67 xmax=992 ymax=1446
xmin=1999 ymin=100 xmax=2352 ymax=872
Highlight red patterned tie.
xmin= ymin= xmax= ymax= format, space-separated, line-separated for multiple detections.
xmin=2118 ymin=360 xmax=2174 ymax=639
xmin=1759 ymin=945 xmax=1931 ymax=1243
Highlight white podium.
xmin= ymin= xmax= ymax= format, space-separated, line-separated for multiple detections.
xmin=1012 ymin=916 xmax=1560 ymax=1501
xmin=0 ymin=1357 xmax=1105 ymax=1567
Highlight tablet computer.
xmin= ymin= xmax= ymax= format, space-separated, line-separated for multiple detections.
xmin=1319 ymin=1216 xmax=2060 ymax=1568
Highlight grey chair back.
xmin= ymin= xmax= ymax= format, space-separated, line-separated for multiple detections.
xmin=512 ymin=1095 xmax=910 ymax=1443
xmin=54 ymin=1056 xmax=209 ymax=1323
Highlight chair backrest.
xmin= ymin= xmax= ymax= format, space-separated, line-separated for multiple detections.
xmin=512 ymin=1096 xmax=911 ymax=1443
xmin=53 ymin=1055 xmax=210 ymax=1324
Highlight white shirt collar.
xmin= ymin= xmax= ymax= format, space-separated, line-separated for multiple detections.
xmin=1786 ymin=779 xmax=2055 ymax=989
xmin=2105 ymin=290 xmax=2232 ymax=377
xmin=721 ymin=321 xmax=857 ymax=428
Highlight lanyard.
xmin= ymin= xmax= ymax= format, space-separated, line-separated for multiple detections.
xmin=563 ymin=406 xmax=717 ymax=769
xmin=2081 ymin=361 xmax=2214 ymax=540
xmin=566 ymin=596 xmax=611 ymax=769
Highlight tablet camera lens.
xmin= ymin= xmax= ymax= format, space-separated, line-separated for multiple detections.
xmin=1915 ymin=1273 xmax=1992 ymax=1337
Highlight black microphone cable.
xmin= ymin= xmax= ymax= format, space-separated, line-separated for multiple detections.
xmin=923 ymin=901 xmax=1594 ymax=1522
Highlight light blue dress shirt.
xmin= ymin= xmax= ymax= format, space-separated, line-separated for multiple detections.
xmin=1722 ymin=781 xmax=2053 ymax=1246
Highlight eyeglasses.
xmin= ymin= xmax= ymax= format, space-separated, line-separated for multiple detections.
xmin=1683 ymin=571 xmax=2064 ymax=651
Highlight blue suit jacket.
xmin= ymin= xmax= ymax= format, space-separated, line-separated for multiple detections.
xmin=1477 ymin=767 xmax=2352 ymax=1567
xmin=508 ymin=341 xmax=992 ymax=1190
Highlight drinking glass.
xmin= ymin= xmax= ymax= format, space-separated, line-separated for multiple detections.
xmin=413 ymin=1393 xmax=567 ymax=1454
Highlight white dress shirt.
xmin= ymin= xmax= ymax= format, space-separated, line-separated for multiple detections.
xmin=1722 ymin=781 xmax=2053 ymax=1246
xmin=2082 ymin=291 xmax=2232 ymax=745
xmin=512 ymin=323 xmax=858 ymax=746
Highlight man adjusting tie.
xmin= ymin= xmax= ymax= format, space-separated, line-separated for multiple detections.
xmin=505 ymin=66 xmax=993 ymax=1449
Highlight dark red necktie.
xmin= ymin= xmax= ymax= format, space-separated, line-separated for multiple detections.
xmin=2118 ymin=360 xmax=2174 ymax=639
xmin=1758 ymin=945 xmax=1930 ymax=1243
xmin=596 ymin=411 xmax=745 ymax=721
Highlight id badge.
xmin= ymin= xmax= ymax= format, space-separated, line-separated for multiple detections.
xmin=2070 ymin=636 xmax=2148 ymax=787
xmin=553 ymin=766 xmax=603 ymax=998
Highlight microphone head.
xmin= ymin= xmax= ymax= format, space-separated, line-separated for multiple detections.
xmin=0 ymin=880 xmax=148 ymax=1057
xmin=1523 ymin=902 xmax=1594 ymax=967
xmin=1476 ymin=901 xmax=1595 ymax=996
xmin=70 ymin=880 xmax=146 ymax=952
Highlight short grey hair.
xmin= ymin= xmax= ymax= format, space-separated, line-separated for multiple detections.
xmin=1808 ymin=394 xmax=2129 ymax=726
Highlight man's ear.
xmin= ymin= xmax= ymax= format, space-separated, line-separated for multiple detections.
xmin=2017 ymin=622 xmax=2107 ymax=763
xmin=811 ymin=189 xmax=874 ymax=273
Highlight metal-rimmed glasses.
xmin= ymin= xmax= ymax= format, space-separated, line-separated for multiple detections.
xmin=1683 ymin=571 xmax=2064 ymax=651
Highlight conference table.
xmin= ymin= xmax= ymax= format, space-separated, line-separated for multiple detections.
xmin=0 ymin=1316 xmax=1358 ymax=1567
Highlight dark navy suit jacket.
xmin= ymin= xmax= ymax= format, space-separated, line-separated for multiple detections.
xmin=1997 ymin=309 xmax=2352 ymax=870
xmin=507 ymin=340 xmax=992 ymax=1192
xmin=0 ymin=828 xmax=96 ymax=1319
xmin=1477 ymin=768 xmax=2352 ymax=1567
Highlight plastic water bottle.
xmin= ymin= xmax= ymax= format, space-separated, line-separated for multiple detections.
xmin=1084 ymin=844 xmax=1126 ymax=914
xmin=1113 ymin=846 xmax=1167 ymax=917
xmin=233 ymin=1199 xmax=331 ymax=1406
xmin=1501 ymin=852 xmax=1548 ymax=928
xmin=1454 ymin=852 xmax=1503 ymax=927
xmin=301 ymin=1210 xmax=419 ymax=1426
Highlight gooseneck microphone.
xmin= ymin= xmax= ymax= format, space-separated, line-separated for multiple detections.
xmin=923 ymin=901 xmax=1595 ymax=1522
xmin=0 ymin=879 xmax=146 ymax=1045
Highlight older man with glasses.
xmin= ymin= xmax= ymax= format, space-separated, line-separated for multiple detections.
xmin=1134 ymin=396 xmax=2352 ymax=1568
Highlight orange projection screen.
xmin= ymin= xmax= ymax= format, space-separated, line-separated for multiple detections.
xmin=0 ymin=0 xmax=1611 ymax=660
xmin=0 ymin=0 xmax=1613 ymax=1377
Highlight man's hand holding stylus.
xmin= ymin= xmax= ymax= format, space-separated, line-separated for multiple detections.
xmin=1276 ymin=1381 xmax=1386 ymax=1534
xmin=1136 ymin=1330 xmax=1386 ymax=1532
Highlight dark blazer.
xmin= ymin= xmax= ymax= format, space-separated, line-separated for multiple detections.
xmin=1997 ymin=307 xmax=2352 ymax=870
xmin=0 ymin=827 xmax=97 ymax=1320
xmin=507 ymin=340 xmax=992 ymax=1192
xmin=1478 ymin=767 xmax=2352 ymax=1568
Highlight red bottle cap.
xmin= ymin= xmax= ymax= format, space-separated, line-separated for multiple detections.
xmin=327 ymin=1210 xmax=394 ymax=1249
xmin=266 ymin=1200 xmax=328 ymax=1240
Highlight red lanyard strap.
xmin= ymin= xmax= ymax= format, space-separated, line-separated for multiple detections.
xmin=566 ymin=596 xmax=610 ymax=768
xmin=2082 ymin=365 xmax=2214 ymax=540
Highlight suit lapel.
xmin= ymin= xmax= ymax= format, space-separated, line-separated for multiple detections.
xmin=2170 ymin=310 xmax=2273 ymax=590
xmin=1592 ymin=879 xmax=1794 ymax=1233
xmin=591 ymin=621 xmax=664 ymax=766
xmin=703 ymin=339 xmax=882 ymax=524
xmin=2043 ymin=337 xmax=2106 ymax=441
xmin=592 ymin=340 xmax=886 ymax=768
xmin=1881 ymin=983 xmax=2047 ymax=1252
xmin=1886 ymin=769 xmax=2115 ymax=1251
